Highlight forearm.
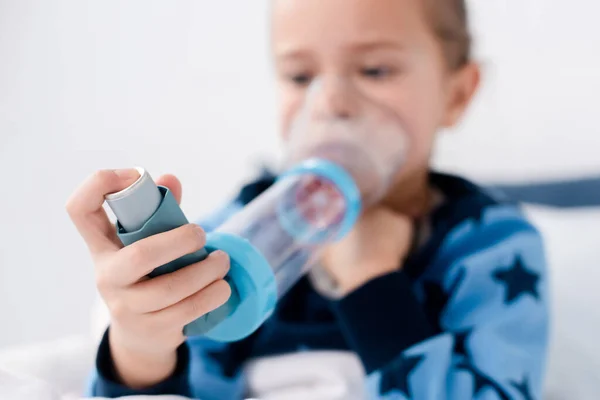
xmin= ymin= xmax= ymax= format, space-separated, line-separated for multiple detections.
xmin=353 ymin=222 xmax=549 ymax=399
xmin=332 ymin=271 xmax=435 ymax=372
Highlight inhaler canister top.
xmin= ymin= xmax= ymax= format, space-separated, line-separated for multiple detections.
xmin=105 ymin=167 xmax=163 ymax=232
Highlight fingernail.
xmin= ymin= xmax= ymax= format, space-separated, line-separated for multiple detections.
xmin=211 ymin=250 xmax=228 ymax=259
xmin=114 ymin=168 xmax=140 ymax=180
xmin=193 ymin=224 xmax=206 ymax=240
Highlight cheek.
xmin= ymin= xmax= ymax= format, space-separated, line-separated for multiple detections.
xmin=381 ymin=75 xmax=446 ymax=171
xmin=277 ymin=84 xmax=305 ymax=141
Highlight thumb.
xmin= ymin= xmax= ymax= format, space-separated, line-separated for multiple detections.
xmin=156 ymin=174 xmax=182 ymax=204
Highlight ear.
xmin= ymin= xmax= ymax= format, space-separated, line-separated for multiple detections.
xmin=442 ymin=62 xmax=481 ymax=128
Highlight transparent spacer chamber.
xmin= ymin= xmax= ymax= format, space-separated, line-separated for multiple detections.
xmin=215 ymin=159 xmax=359 ymax=297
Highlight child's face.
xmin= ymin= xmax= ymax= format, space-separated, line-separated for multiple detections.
xmin=272 ymin=0 xmax=479 ymax=192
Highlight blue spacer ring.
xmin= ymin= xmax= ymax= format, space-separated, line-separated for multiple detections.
xmin=277 ymin=158 xmax=362 ymax=242
xmin=200 ymin=232 xmax=277 ymax=342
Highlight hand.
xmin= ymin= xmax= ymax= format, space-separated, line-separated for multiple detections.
xmin=320 ymin=206 xmax=414 ymax=296
xmin=66 ymin=169 xmax=232 ymax=389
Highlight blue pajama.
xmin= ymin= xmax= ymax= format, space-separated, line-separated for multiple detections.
xmin=89 ymin=172 xmax=549 ymax=400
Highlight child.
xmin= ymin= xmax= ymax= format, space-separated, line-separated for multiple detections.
xmin=67 ymin=0 xmax=549 ymax=398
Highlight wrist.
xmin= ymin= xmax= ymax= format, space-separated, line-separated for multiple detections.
xmin=336 ymin=263 xmax=401 ymax=296
xmin=108 ymin=328 xmax=178 ymax=389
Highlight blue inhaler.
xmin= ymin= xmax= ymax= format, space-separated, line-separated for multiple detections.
xmin=104 ymin=80 xmax=409 ymax=342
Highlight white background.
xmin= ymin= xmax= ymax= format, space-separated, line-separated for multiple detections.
xmin=0 ymin=0 xmax=599 ymax=348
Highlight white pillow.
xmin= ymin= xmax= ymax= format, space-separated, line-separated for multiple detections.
xmin=523 ymin=205 xmax=600 ymax=400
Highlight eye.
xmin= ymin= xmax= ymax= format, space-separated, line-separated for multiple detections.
xmin=361 ymin=66 xmax=394 ymax=80
xmin=288 ymin=73 xmax=313 ymax=87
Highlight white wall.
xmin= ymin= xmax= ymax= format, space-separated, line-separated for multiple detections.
xmin=435 ymin=0 xmax=600 ymax=180
xmin=0 ymin=0 xmax=277 ymax=348
xmin=0 ymin=0 xmax=599 ymax=348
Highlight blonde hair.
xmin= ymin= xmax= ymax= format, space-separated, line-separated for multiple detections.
xmin=425 ymin=0 xmax=472 ymax=70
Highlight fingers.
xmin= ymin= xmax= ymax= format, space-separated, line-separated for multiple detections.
xmin=126 ymin=251 xmax=230 ymax=313
xmin=150 ymin=279 xmax=232 ymax=328
xmin=67 ymin=169 xmax=140 ymax=254
xmin=100 ymin=223 xmax=207 ymax=287
xmin=155 ymin=174 xmax=182 ymax=205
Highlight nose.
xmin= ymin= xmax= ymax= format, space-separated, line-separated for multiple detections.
xmin=308 ymin=77 xmax=360 ymax=120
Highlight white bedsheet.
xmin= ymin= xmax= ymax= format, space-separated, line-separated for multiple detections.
xmin=0 ymin=367 xmax=187 ymax=400
xmin=0 ymin=349 xmax=365 ymax=400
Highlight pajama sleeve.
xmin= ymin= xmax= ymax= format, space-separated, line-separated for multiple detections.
xmin=332 ymin=213 xmax=549 ymax=400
